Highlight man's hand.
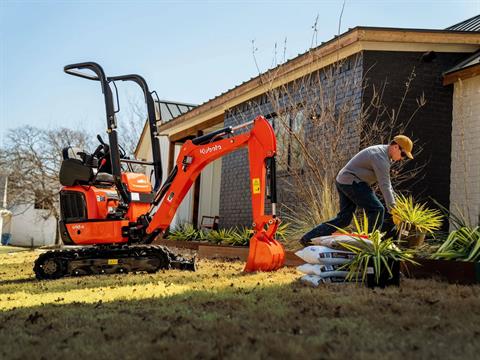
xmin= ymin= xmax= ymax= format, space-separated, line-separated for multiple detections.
xmin=391 ymin=209 xmax=402 ymax=226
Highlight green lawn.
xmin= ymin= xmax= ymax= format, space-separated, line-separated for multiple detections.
xmin=1 ymin=250 xmax=479 ymax=359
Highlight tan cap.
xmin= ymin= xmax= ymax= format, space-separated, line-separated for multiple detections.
xmin=393 ymin=135 xmax=414 ymax=159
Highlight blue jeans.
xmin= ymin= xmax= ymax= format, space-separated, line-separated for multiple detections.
xmin=301 ymin=181 xmax=385 ymax=243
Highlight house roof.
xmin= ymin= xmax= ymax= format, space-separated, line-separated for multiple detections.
xmin=446 ymin=15 xmax=480 ymax=32
xmin=156 ymin=99 xmax=197 ymax=125
xmin=154 ymin=26 xmax=480 ymax=142
xmin=443 ymin=50 xmax=480 ymax=84
xmin=134 ymin=99 xmax=197 ymax=156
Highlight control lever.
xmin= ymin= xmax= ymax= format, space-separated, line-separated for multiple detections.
xmin=97 ymin=134 xmax=106 ymax=145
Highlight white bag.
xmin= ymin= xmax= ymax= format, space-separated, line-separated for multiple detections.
xmin=300 ymin=274 xmax=349 ymax=286
xmin=295 ymin=245 xmax=355 ymax=265
xmin=296 ymin=263 xmax=349 ymax=278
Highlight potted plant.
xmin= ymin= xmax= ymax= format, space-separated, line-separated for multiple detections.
xmin=339 ymin=229 xmax=418 ymax=288
xmin=333 ymin=212 xmax=418 ymax=288
xmin=392 ymin=195 xmax=443 ymax=248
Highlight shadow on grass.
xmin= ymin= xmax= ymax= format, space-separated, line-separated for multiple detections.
xmin=0 ymin=278 xmax=37 ymax=286
xmin=1 ymin=280 xmax=479 ymax=359
xmin=0 ymin=260 xmax=246 ymax=295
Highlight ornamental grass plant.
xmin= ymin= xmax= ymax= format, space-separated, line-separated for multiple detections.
xmin=392 ymin=194 xmax=443 ymax=235
xmin=340 ymin=230 xmax=418 ymax=285
xmin=167 ymin=223 xmax=290 ymax=247
xmin=336 ymin=213 xmax=418 ymax=285
xmin=424 ymin=200 xmax=480 ymax=262
xmin=431 ymin=226 xmax=480 ymax=262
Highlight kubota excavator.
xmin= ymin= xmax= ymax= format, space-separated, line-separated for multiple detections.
xmin=33 ymin=62 xmax=285 ymax=279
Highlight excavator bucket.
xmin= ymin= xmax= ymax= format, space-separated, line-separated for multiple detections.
xmin=244 ymin=233 xmax=285 ymax=272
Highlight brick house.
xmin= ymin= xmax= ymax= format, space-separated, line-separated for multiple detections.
xmin=137 ymin=21 xmax=480 ymax=229
xmin=443 ymin=16 xmax=480 ymax=226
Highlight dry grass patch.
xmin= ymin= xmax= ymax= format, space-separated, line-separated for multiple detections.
xmin=1 ymin=250 xmax=479 ymax=359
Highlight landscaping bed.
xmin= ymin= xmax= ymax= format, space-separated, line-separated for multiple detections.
xmin=403 ymin=258 xmax=480 ymax=284
xmin=159 ymin=239 xmax=480 ymax=282
xmin=1 ymin=250 xmax=480 ymax=359
xmin=156 ymin=239 xmax=304 ymax=267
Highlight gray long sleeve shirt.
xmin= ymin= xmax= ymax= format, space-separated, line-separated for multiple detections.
xmin=336 ymin=145 xmax=396 ymax=210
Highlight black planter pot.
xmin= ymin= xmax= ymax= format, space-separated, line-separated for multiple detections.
xmin=366 ymin=260 xmax=400 ymax=288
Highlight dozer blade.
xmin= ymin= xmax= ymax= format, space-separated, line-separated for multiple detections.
xmin=244 ymin=234 xmax=285 ymax=272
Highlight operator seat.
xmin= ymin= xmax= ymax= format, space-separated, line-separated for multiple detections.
xmin=59 ymin=146 xmax=114 ymax=187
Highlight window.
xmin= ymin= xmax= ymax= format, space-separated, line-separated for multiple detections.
xmin=269 ymin=109 xmax=305 ymax=173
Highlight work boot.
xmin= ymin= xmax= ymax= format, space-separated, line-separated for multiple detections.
xmin=299 ymin=237 xmax=312 ymax=247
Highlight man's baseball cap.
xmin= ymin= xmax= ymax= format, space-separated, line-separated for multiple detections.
xmin=393 ymin=135 xmax=414 ymax=159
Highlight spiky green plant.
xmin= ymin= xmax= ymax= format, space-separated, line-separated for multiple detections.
xmin=431 ymin=226 xmax=480 ymax=262
xmin=332 ymin=213 xmax=418 ymax=284
xmin=351 ymin=210 xmax=381 ymax=235
xmin=275 ymin=222 xmax=290 ymax=241
xmin=206 ymin=228 xmax=237 ymax=244
xmin=392 ymin=195 xmax=443 ymax=235
xmin=340 ymin=230 xmax=418 ymax=284
xmin=167 ymin=223 xmax=200 ymax=241
xmin=331 ymin=210 xmax=381 ymax=239
xmin=196 ymin=229 xmax=209 ymax=242
xmin=221 ymin=227 xmax=253 ymax=246
xmin=167 ymin=222 xmax=292 ymax=247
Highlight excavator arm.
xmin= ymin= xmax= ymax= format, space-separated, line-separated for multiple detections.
xmin=144 ymin=115 xmax=285 ymax=271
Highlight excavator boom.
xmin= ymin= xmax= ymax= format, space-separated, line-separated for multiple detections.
xmin=145 ymin=116 xmax=285 ymax=271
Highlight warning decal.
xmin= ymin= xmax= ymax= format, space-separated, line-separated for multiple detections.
xmin=252 ymin=178 xmax=261 ymax=194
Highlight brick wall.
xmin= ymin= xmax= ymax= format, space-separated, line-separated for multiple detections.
xmin=362 ymin=51 xmax=467 ymax=213
xmin=219 ymin=54 xmax=364 ymax=228
xmin=218 ymin=50 xmax=470 ymax=229
xmin=450 ymin=75 xmax=480 ymax=226
xmin=218 ymin=102 xmax=271 ymax=229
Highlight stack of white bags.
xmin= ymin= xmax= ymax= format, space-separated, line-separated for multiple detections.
xmin=295 ymin=234 xmax=370 ymax=286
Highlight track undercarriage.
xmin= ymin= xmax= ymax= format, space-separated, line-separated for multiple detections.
xmin=33 ymin=245 xmax=196 ymax=280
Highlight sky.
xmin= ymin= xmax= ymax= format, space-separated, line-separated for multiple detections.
xmin=1 ymin=0 xmax=479 ymax=147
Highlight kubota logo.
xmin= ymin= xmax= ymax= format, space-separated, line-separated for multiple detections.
xmin=72 ymin=224 xmax=84 ymax=230
xmin=200 ymin=145 xmax=222 ymax=155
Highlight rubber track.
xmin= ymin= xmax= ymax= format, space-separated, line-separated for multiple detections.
xmin=33 ymin=245 xmax=193 ymax=280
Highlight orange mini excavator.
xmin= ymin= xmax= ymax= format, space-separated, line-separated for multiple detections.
xmin=33 ymin=62 xmax=285 ymax=279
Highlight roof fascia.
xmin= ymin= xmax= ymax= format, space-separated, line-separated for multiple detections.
xmin=443 ymin=63 xmax=480 ymax=85
xmin=159 ymin=28 xmax=480 ymax=137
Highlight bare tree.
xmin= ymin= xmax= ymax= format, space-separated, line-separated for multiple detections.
xmin=2 ymin=126 xmax=90 ymax=245
xmin=237 ymin=44 xmax=427 ymax=245
xmin=116 ymin=96 xmax=147 ymax=157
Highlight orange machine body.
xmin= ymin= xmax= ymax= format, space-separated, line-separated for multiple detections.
xmin=60 ymin=173 xmax=152 ymax=245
